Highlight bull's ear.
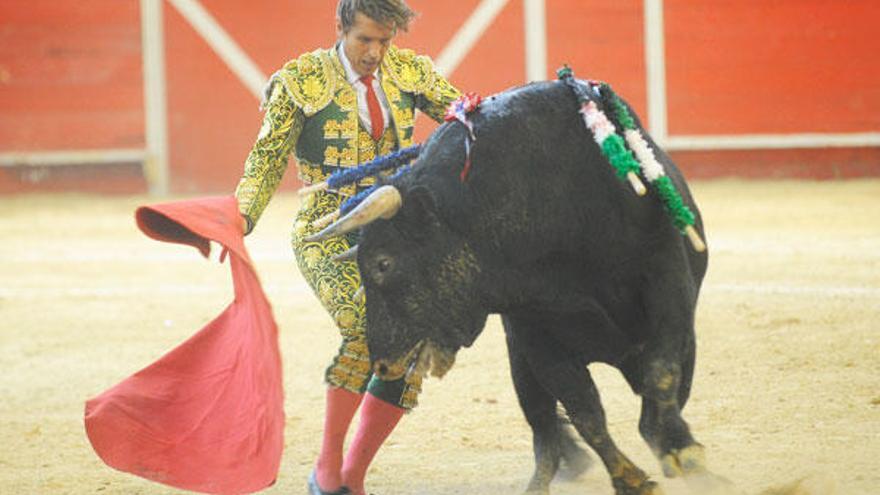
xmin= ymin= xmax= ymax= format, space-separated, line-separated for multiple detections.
xmin=401 ymin=186 xmax=441 ymax=236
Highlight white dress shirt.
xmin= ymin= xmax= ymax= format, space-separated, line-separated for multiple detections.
xmin=338 ymin=42 xmax=391 ymax=138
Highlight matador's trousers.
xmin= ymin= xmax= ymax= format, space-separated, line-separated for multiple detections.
xmin=292 ymin=189 xmax=422 ymax=409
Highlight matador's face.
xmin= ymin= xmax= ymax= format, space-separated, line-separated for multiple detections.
xmin=338 ymin=12 xmax=396 ymax=77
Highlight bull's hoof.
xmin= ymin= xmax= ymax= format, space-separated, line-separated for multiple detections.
xmin=614 ymin=479 xmax=666 ymax=495
xmin=522 ymin=488 xmax=550 ymax=495
xmin=660 ymin=444 xmax=707 ymax=478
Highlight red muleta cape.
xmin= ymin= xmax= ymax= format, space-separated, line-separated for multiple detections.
xmin=84 ymin=196 xmax=284 ymax=494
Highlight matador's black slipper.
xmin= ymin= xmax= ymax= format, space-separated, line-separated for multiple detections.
xmin=308 ymin=470 xmax=351 ymax=495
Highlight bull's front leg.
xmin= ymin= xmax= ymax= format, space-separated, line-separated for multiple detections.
xmin=511 ymin=330 xmax=663 ymax=495
xmin=557 ymin=367 xmax=664 ymax=495
xmin=504 ymin=322 xmax=592 ymax=495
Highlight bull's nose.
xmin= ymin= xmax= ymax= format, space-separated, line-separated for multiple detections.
xmin=373 ymin=361 xmax=390 ymax=378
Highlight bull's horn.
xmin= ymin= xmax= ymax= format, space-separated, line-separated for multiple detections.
xmin=332 ymin=245 xmax=358 ymax=262
xmin=305 ymin=185 xmax=402 ymax=242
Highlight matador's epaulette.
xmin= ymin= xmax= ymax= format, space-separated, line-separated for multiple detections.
xmin=381 ymin=46 xmax=438 ymax=95
xmin=264 ymin=46 xmax=439 ymax=115
xmin=268 ymin=48 xmax=337 ymax=116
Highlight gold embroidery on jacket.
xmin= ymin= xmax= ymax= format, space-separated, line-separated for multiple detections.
xmin=276 ymin=49 xmax=336 ymax=116
xmin=323 ymin=120 xmax=344 ymax=139
xmin=235 ymin=82 xmax=303 ymax=227
xmin=323 ymin=143 xmax=357 ymax=167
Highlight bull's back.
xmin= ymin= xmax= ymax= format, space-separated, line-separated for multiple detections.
xmin=477 ymin=83 xmax=699 ymax=265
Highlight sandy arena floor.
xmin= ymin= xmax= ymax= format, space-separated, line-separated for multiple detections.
xmin=1 ymin=179 xmax=878 ymax=495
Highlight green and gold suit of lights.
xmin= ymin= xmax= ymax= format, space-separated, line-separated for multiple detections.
xmin=235 ymin=45 xmax=460 ymax=408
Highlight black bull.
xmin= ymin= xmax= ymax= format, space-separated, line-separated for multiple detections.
xmin=311 ymin=80 xmax=716 ymax=495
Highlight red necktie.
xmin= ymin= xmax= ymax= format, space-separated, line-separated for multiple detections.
xmin=360 ymin=74 xmax=384 ymax=141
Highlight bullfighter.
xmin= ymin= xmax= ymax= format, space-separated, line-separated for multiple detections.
xmin=232 ymin=1 xmax=461 ymax=494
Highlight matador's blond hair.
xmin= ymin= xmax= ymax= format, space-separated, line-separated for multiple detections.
xmin=337 ymin=0 xmax=416 ymax=33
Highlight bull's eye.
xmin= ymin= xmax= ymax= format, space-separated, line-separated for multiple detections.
xmin=377 ymin=257 xmax=392 ymax=273
xmin=370 ymin=254 xmax=395 ymax=285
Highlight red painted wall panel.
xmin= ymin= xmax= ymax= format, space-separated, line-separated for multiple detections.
xmin=207 ymin=2 xmax=336 ymax=72
xmin=164 ymin=2 xmax=264 ymax=193
xmin=399 ymin=0 xmax=485 ymax=143
xmin=2 ymin=0 xmax=879 ymax=194
xmin=398 ymin=0 xmax=484 ymax=56
xmin=0 ymin=0 xmax=144 ymax=151
xmin=448 ymin=0 xmax=525 ymax=96
xmin=547 ymin=0 xmax=647 ymax=118
xmin=409 ymin=0 xmax=524 ymax=143
xmin=665 ymin=0 xmax=880 ymax=135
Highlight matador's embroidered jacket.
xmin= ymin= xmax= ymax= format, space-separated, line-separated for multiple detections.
xmin=236 ymin=44 xmax=459 ymax=230
xmin=234 ymin=45 xmax=460 ymax=409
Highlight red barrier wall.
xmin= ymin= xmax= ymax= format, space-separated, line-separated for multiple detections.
xmin=547 ymin=1 xmax=647 ymax=117
xmin=1 ymin=0 xmax=878 ymax=193
xmin=665 ymin=0 xmax=880 ymax=135
xmin=0 ymin=0 xmax=144 ymax=151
